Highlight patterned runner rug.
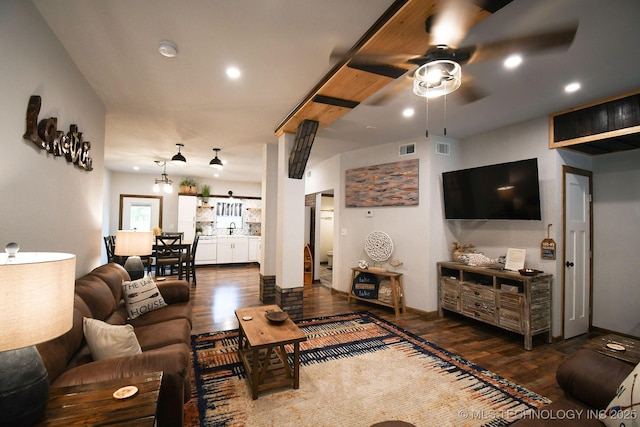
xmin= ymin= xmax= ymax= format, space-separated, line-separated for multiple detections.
xmin=186 ymin=312 xmax=549 ymax=426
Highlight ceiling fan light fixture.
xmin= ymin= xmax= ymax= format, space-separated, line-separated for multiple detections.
xmin=209 ymin=148 xmax=223 ymax=170
xmin=413 ymin=59 xmax=461 ymax=98
xmin=171 ymin=143 xmax=187 ymax=165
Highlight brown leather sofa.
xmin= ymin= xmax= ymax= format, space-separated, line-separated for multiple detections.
xmin=36 ymin=263 xmax=192 ymax=427
xmin=513 ymin=348 xmax=635 ymax=426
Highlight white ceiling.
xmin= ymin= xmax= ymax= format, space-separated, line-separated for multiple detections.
xmin=33 ymin=0 xmax=640 ymax=184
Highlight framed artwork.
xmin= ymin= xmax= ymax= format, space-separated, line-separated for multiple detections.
xmin=345 ymin=159 xmax=419 ymax=207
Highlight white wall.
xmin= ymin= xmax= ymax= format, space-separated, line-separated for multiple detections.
xmin=592 ymin=149 xmax=640 ymax=336
xmin=458 ymin=114 xmax=640 ymax=338
xmin=307 ymin=134 xmax=459 ymax=313
xmin=0 ymin=0 xmax=105 ymax=275
xmin=457 ymin=116 xmax=573 ymax=335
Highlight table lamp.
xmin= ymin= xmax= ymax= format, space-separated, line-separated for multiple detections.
xmin=114 ymin=230 xmax=153 ymax=280
xmin=0 ymin=244 xmax=76 ymax=426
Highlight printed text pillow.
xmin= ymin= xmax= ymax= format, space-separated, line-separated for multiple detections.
xmin=122 ymin=274 xmax=167 ymax=319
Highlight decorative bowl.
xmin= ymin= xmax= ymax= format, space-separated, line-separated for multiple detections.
xmin=519 ymin=268 xmax=542 ymax=276
xmin=265 ymin=310 xmax=288 ymax=323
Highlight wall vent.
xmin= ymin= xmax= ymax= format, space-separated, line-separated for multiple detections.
xmin=399 ymin=142 xmax=416 ymax=156
xmin=435 ymin=142 xmax=450 ymax=155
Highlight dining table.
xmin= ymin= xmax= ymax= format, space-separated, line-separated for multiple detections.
xmin=151 ymin=240 xmax=192 ymax=283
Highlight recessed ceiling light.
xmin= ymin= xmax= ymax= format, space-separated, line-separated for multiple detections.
xmin=213 ymin=173 xmax=219 ymax=178
xmin=133 ymin=166 xmax=140 ymax=171
xmin=565 ymin=82 xmax=581 ymax=93
xmin=402 ymin=108 xmax=415 ymax=118
xmin=158 ymin=40 xmax=178 ymax=58
xmin=226 ymin=66 xmax=241 ymax=79
xmin=504 ymin=54 xmax=522 ymax=69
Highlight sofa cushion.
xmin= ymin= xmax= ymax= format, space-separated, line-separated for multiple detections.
xmin=83 ymin=317 xmax=142 ymax=360
xmin=89 ymin=263 xmax=130 ymax=302
xmin=37 ymin=295 xmax=92 ymax=383
xmin=557 ymin=349 xmax=634 ymax=410
xmin=75 ymin=276 xmax=118 ymax=320
xmin=122 ymin=275 xmax=167 ymax=319
xmin=134 ymin=318 xmax=191 ymax=351
xmin=603 ymin=362 xmax=640 ymax=427
xmin=128 ymin=301 xmax=192 ymax=328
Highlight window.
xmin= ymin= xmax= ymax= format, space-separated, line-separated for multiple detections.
xmin=215 ymin=201 xmax=243 ymax=230
xmin=129 ymin=204 xmax=152 ymax=231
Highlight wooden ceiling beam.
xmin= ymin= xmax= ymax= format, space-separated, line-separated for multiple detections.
xmin=274 ymin=0 xmax=493 ymax=137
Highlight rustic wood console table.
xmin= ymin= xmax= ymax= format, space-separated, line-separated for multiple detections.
xmin=437 ymin=262 xmax=552 ymax=350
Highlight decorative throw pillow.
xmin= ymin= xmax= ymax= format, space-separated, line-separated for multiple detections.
xmin=122 ymin=274 xmax=167 ymax=319
xmin=83 ymin=317 xmax=142 ymax=361
xmin=603 ymin=362 xmax=640 ymax=427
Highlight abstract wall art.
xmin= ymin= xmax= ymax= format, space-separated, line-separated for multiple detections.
xmin=345 ymin=159 xmax=419 ymax=207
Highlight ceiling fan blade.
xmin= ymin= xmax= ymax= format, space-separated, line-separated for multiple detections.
xmin=455 ymin=75 xmax=488 ymax=104
xmin=365 ymin=74 xmax=414 ymax=106
xmin=428 ymin=0 xmax=485 ymax=48
xmin=330 ymin=47 xmax=422 ymax=66
xmin=465 ymin=22 xmax=579 ymax=64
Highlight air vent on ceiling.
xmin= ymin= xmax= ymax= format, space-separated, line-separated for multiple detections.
xmin=399 ymin=143 xmax=416 ymax=156
xmin=435 ymin=142 xmax=450 ymax=156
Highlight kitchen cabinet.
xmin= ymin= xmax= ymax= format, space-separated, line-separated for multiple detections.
xmin=248 ymin=236 xmax=261 ymax=263
xmin=217 ymin=236 xmax=249 ymax=264
xmin=195 ymin=237 xmax=217 ymax=265
xmin=177 ymin=195 xmax=197 ymax=241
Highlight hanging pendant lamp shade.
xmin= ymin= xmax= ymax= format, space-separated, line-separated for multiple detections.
xmin=171 ymin=143 xmax=186 ymax=165
xmin=209 ymin=148 xmax=223 ymax=170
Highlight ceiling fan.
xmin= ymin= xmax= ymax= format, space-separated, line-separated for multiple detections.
xmin=333 ymin=0 xmax=579 ymax=106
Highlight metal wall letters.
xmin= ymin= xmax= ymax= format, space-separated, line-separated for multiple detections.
xmin=23 ymin=95 xmax=93 ymax=171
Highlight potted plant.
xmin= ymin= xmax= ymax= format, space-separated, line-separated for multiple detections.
xmin=179 ymin=177 xmax=197 ymax=195
xmin=201 ymin=184 xmax=211 ymax=202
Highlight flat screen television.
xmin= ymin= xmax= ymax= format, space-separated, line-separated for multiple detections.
xmin=442 ymin=158 xmax=542 ymax=220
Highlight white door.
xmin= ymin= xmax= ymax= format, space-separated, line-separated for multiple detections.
xmin=563 ymin=168 xmax=592 ymax=339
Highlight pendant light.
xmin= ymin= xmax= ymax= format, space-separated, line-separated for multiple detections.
xmin=209 ymin=148 xmax=223 ymax=170
xmin=171 ymin=143 xmax=186 ymax=165
xmin=153 ymin=161 xmax=173 ymax=193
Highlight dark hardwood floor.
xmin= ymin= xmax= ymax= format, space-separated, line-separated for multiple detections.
xmin=188 ymin=263 xmax=602 ymax=402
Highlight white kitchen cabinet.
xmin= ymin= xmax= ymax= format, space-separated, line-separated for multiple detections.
xmin=248 ymin=236 xmax=261 ymax=262
xmin=195 ymin=237 xmax=217 ymax=265
xmin=217 ymin=236 xmax=249 ymax=264
xmin=177 ymin=195 xmax=197 ymax=241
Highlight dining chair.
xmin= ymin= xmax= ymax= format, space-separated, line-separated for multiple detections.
xmin=182 ymin=235 xmax=199 ymax=285
xmin=154 ymin=235 xmax=184 ymax=279
xmin=103 ymin=235 xmax=115 ymax=263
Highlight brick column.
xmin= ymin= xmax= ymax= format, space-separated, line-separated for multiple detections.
xmin=260 ymin=274 xmax=276 ymax=304
xmin=275 ymin=285 xmax=304 ymax=320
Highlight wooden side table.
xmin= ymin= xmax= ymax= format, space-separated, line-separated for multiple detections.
xmin=35 ymin=372 xmax=162 ymax=426
xmin=586 ymin=334 xmax=640 ymax=365
xmin=348 ymin=267 xmax=405 ymax=315
xmin=235 ymin=305 xmax=307 ymax=400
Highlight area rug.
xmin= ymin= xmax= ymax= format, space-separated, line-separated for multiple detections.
xmin=187 ymin=312 xmax=550 ymax=427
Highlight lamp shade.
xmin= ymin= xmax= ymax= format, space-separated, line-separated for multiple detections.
xmin=114 ymin=231 xmax=153 ymax=256
xmin=0 ymin=252 xmax=76 ymax=352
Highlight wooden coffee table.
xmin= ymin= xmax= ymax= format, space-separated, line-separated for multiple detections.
xmin=235 ymin=305 xmax=307 ymax=400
